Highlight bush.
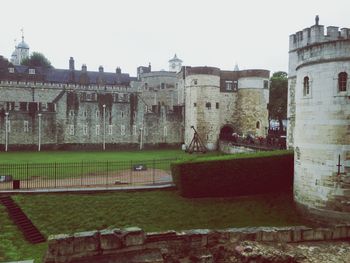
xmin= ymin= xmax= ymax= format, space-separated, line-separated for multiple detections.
xmin=171 ymin=150 xmax=294 ymax=198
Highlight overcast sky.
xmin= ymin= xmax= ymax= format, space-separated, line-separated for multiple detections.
xmin=0 ymin=0 xmax=349 ymax=76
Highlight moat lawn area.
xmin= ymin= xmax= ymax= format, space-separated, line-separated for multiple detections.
xmin=0 ymin=149 xmax=221 ymax=164
xmin=0 ymin=190 xmax=304 ymax=262
xmin=0 ymin=150 xmax=223 ymax=182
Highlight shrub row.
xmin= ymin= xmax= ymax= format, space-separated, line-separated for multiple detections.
xmin=171 ymin=150 xmax=294 ymax=198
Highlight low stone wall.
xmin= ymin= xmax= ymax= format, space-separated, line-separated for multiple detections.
xmin=44 ymin=225 xmax=350 ymax=263
xmin=219 ymin=140 xmax=256 ymax=154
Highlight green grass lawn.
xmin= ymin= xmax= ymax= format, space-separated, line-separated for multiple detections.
xmin=0 ymin=190 xmax=305 ymax=262
xmin=0 ymin=149 xmax=221 ymax=164
xmin=0 ymin=150 xmax=224 ymax=180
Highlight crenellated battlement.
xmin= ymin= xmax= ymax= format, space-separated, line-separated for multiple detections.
xmin=289 ymin=23 xmax=350 ymax=51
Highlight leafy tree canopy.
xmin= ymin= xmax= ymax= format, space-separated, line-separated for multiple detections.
xmin=268 ymin=71 xmax=288 ymax=126
xmin=21 ymin=52 xmax=53 ymax=69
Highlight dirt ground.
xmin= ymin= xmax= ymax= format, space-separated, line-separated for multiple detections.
xmin=0 ymin=169 xmax=173 ymax=190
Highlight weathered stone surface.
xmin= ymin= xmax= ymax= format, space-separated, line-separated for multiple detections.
xmin=73 ymin=231 xmax=100 ymax=254
xmin=289 ymin=20 xmax=350 ymax=224
xmin=100 ymin=229 xmax=122 ymax=251
xmin=44 ymin=226 xmax=350 ymax=263
xmin=47 ymin=234 xmax=74 ymax=257
xmin=118 ymin=227 xmax=145 ymax=247
xmin=333 ymin=225 xmax=350 ymax=239
xmin=276 ymin=228 xmax=293 ymax=243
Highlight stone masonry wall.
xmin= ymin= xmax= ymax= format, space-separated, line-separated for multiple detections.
xmin=184 ymin=73 xmax=221 ymax=150
xmin=289 ymin=22 xmax=350 ymax=223
xmin=0 ymin=82 xmax=183 ymax=149
xmin=44 ymin=225 xmax=350 ymax=263
xmin=235 ymin=88 xmax=268 ymax=137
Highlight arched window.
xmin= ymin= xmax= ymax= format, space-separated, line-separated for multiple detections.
xmin=303 ymin=76 xmax=310 ymax=96
xmin=256 ymin=121 xmax=260 ymax=129
xmin=338 ymin=72 xmax=347 ymax=92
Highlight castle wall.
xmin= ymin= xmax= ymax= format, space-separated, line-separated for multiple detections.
xmin=134 ymin=71 xmax=180 ymax=111
xmin=234 ymin=77 xmax=269 ymax=137
xmin=219 ymin=92 xmax=237 ymax=129
xmin=184 ymin=71 xmax=221 ymax=150
xmin=289 ymin=21 xmax=350 ymax=223
xmin=0 ymin=81 xmax=183 ymax=150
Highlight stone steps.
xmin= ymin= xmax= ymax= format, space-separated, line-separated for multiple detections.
xmin=0 ymin=195 xmax=46 ymax=244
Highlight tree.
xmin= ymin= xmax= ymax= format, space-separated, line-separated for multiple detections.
xmin=268 ymin=71 xmax=288 ymax=132
xmin=21 ymin=52 xmax=53 ymax=68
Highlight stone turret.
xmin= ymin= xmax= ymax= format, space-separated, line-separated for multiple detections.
xmin=184 ymin=67 xmax=221 ymax=150
xmin=10 ymin=33 xmax=30 ymax=65
xmin=288 ymin=17 xmax=350 ymax=223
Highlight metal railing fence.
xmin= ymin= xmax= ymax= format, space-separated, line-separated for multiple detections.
xmin=0 ymin=158 xmax=178 ymax=190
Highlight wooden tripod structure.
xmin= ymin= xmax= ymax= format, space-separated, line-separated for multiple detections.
xmin=186 ymin=126 xmax=207 ymax=154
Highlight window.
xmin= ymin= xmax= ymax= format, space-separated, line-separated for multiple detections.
xmin=83 ymin=124 xmax=88 ymax=135
xmin=80 ymin=93 xmax=86 ymax=101
xmin=161 ymin=83 xmax=165 ymax=89
xmin=69 ymin=110 xmax=74 ymax=117
xmin=24 ymin=121 xmax=29 ymax=132
xmin=264 ymin=80 xmax=269 ymax=89
xmin=29 ymin=69 xmax=35 ymax=74
xmin=108 ymin=125 xmax=113 ymax=135
xmin=206 ymin=102 xmax=211 ymax=109
xmin=121 ymin=111 xmax=124 ymax=118
xmin=216 ymin=102 xmax=219 ymax=109
xmin=96 ymin=125 xmax=100 ymax=135
xmin=338 ymin=72 xmax=348 ymax=92
xmin=164 ymin=126 xmax=167 ymax=137
xmin=193 ymin=79 xmax=198 ymax=85
xmin=8 ymin=68 xmax=14 ymax=73
xmin=96 ymin=110 xmax=99 ymax=118
xmin=83 ymin=110 xmax=87 ymax=118
xmin=69 ymin=125 xmax=74 ymax=135
xmin=193 ymin=102 xmax=197 ymax=107
xmin=225 ymin=81 xmax=233 ymax=91
xmin=144 ymin=83 xmax=148 ymax=89
xmin=121 ymin=125 xmax=125 ymax=136
xmin=256 ymin=121 xmax=260 ymax=129
xmin=233 ymin=81 xmax=238 ymax=91
xmin=303 ymin=76 xmax=310 ymax=96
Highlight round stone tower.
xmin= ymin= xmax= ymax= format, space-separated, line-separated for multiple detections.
xmin=235 ymin=70 xmax=270 ymax=137
xmin=184 ymin=67 xmax=221 ymax=150
xmin=288 ymin=17 xmax=350 ymax=223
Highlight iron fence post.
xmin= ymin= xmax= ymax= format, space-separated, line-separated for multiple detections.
xmin=130 ymin=160 xmax=132 ymax=185
xmin=81 ymin=161 xmax=83 ymax=186
xmin=26 ymin=163 xmax=29 ymax=189
xmin=54 ymin=162 xmax=57 ymax=188
xmin=106 ymin=161 xmax=109 ymax=188
xmin=153 ymin=159 xmax=155 ymax=184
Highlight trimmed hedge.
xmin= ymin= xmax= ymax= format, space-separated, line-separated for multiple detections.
xmin=171 ymin=150 xmax=294 ymax=198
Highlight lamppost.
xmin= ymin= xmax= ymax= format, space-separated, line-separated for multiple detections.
xmin=139 ymin=127 xmax=143 ymax=150
xmin=103 ymin=104 xmax=106 ymax=151
xmin=38 ymin=113 xmax=42 ymax=152
xmin=5 ymin=112 xmax=9 ymax=152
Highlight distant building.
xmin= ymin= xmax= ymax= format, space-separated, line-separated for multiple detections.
xmin=168 ymin=54 xmax=182 ymax=72
xmin=0 ymin=38 xmax=269 ymax=150
xmin=10 ymin=34 xmax=29 ymax=66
